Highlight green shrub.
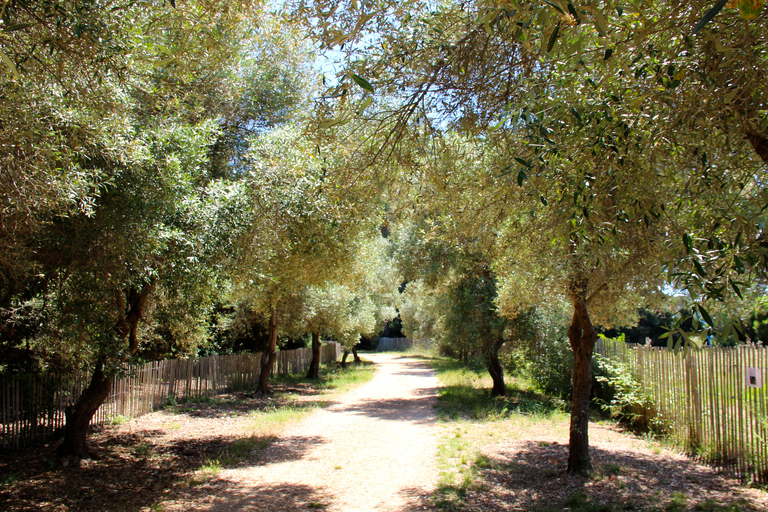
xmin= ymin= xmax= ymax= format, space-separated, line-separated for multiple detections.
xmin=525 ymin=335 xmax=574 ymax=398
xmin=594 ymin=354 xmax=660 ymax=432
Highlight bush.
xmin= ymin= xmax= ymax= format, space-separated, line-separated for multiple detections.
xmin=594 ymin=354 xmax=660 ymax=432
xmin=525 ymin=335 xmax=574 ymax=398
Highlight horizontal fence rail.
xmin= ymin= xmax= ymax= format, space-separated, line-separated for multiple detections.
xmin=596 ymin=339 xmax=768 ymax=483
xmin=1 ymin=342 xmax=341 ymax=451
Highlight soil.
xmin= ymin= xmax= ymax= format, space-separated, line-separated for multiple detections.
xmin=1 ymin=353 xmax=766 ymax=512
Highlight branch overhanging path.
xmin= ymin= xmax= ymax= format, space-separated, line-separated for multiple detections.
xmin=169 ymin=353 xmax=439 ymax=511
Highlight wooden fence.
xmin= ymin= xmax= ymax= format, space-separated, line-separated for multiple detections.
xmin=377 ymin=337 xmax=413 ymax=352
xmin=596 ymin=339 xmax=768 ymax=483
xmin=1 ymin=342 xmax=341 ymax=451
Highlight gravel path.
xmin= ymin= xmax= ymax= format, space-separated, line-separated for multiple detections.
xmin=178 ymin=353 xmax=440 ymax=512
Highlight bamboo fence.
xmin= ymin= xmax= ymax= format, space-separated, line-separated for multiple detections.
xmin=1 ymin=342 xmax=341 ymax=451
xmin=596 ymin=339 xmax=768 ymax=483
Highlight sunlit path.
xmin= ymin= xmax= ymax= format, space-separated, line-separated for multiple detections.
xmin=167 ymin=353 xmax=439 ymax=512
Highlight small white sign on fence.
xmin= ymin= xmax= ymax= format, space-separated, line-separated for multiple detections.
xmin=746 ymin=367 xmax=762 ymax=388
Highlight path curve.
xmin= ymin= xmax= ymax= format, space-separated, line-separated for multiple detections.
xmin=188 ymin=353 xmax=439 ymax=512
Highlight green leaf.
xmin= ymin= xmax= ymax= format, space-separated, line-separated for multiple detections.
xmin=514 ymin=157 xmax=530 ymax=167
xmin=570 ymin=107 xmax=582 ymax=124
xmin=547 ymin=23 xmax=561 ymax=53
xmin=357 ymin=96 xmax=373 ymax=115
xmin=350 ymin=73 xmax=375 ymax=93
xmin=540 ymin=195 xmax=548 ymax=206
xmin=0 ymin=51 xmax=20 ymax=79
xmin=542 ymin=0 xmax=565 ymax=14
xmin=733 ymin=254 xmax=745 ymax=274
xmin=697 ymin=304 xmax=714 ymax=326
xmin=604 ymin=48 xmax=613 ymax=61
xmin=683 ymin=233 xmax=692 ymax=254
xmin=567 ymin=3 xmax=581 ymax=24
xmin=517 ymin=169 xmax=527 ymax=186
xmin=693 ymin=259 xmax=707 ymax=277
xmin=593 ymin=9 xmax=608 ymax=37
xmin=3 ymin=23 xmax=33 ymax=32
xmin=729 ymin=278 xmax=744 ymax=299
xmin=692 ymin=0 xmax=729 ymax=35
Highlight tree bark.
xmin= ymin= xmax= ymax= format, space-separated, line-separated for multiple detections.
xmin=257 ymin=306 xmax=278 ymax=394
xmin=486 ymin=335 xmax=506 ymax=397
xmin=352 ymin=345 xmax=361 ymax=364
xmin=566 ymin=275 xmax=598 ymax=473
xmin=114 ymin=283 xmax=154 ymax=357
xmin=745 ymin=129 xmax=768 ymax=166
xmin=307 ymin=331 xmax=321 ymax=379
xmin=57 ymin=358 xmax=112 ymax=460
xmin=340 ymin=350 xmax=349 ymax=368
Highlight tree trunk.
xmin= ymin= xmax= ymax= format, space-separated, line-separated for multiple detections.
xmin=307 ymin=331 xmax=321 ymax=379
xmin=58 ymin=283 xmax=152 ymax=461
xmin=566 ymin=275 xmax=598 ymax=473
xmin=745 ymin=129 xmax=768 ymax=166
xmin=58 ymin=358 xmax=112 ymax=460
xmin=258 ymin=306 xmax=278 ymax=394
xmin=486 ymin=335 xmax=506 ymax=397
xmin=340 ymin=350 xmax=349 ymax=368
xmin=114 ymin=283 xmax=154 ymax=357
xmin=352 ymin=345 xmax=361 ymax=364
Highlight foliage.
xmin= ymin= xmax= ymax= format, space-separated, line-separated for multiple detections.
xmin=594 ymin=354 xmax=660 ymax=433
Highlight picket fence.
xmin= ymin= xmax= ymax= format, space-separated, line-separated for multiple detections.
xmin=596 ymin=339 xmax=768 ymax=483
xmin=0 ymin=342 xmax=341 ymax=451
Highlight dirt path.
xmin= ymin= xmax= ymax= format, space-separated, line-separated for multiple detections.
xmin=165 ymin=353 xmax=439 ymax=512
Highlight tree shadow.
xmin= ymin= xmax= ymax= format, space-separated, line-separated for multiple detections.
xmin=0 ymin=428 xmax=324 ymax=511
xmin=171 ymin=481 xmax=334 ymax=512
xmin=340 ymin=395 xmax=438 ymax=425
xmin=443 ymin=439 xmax=765 ymax=511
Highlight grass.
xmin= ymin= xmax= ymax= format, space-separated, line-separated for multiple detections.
xmin=107 ymin=415 xmax=130 ymax=426
xmin=219 ymin=435 xmax=274 ymax=466
xmin=422 ymin=357 xmax=568 ymax=510
xmin=273 ymin=360 xmax=376 ymax=392
xmin=188 ymin=458 xmax=222 ymax=486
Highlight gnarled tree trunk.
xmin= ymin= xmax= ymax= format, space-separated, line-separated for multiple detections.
xmin=340 ymin=350 xmax=350 ymax=368
xmin=486 ymin=335 xmax=506 ymax=397
xmin=352 ymin=345 xmax=361 ymax=364
xmin=58 ymin=357 xmax=112 ymax=460
xmin=307 ymin=330 xmax=321 ymax=379
xmin=566 ymin=274 xmax=598 ymax=473
xmin=258 ymin=306 xmax=278 ymax=394
xmin=58 ymin=283 xmax=153 ymax=461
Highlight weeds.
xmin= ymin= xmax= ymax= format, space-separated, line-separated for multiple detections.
xmin=0 ymin=471 xmax=18 ymax=488
xmin=188 ymin=458 xmax=222 ymax=486
xmin=219 ymin=435 xmax=273 ymax=465
xmin=132 ymin=441 xmax=154 ymax=458
xmin=107 ymin=415 xmax=129 ymax=426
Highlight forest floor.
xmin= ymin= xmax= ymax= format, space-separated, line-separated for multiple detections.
xmin=1 ymin=353 xmax=767 ymax=512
